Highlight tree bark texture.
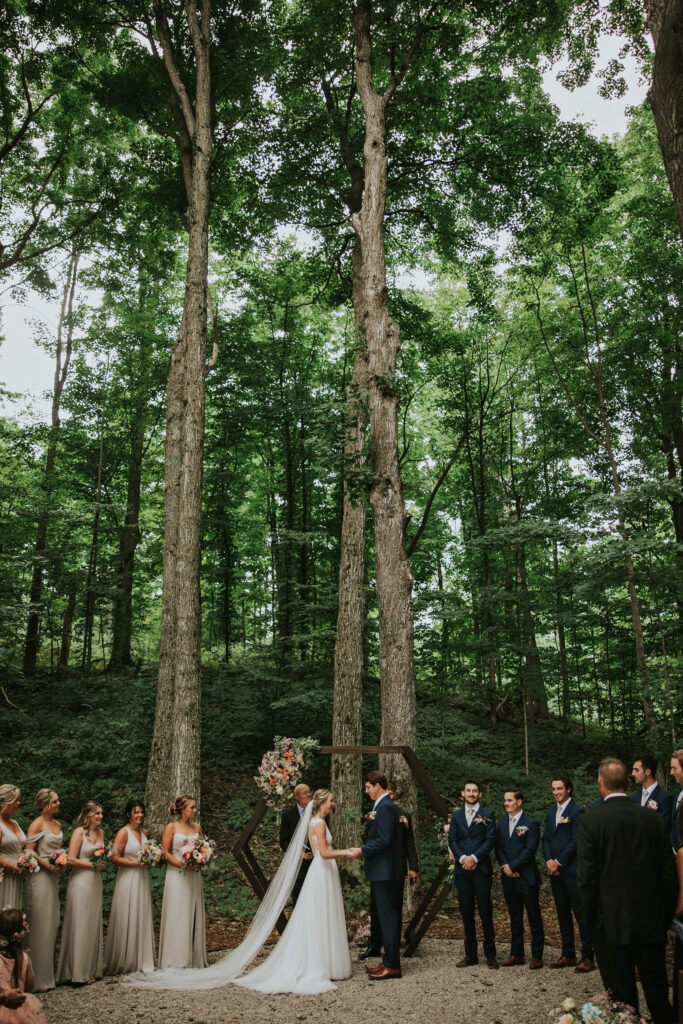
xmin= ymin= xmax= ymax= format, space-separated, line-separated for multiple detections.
xmin=647 ymin=0 xmax=683 ymax=245
xmin=145 ymin=0 xmax=211 ymax=832
xmin=109 ymin=410 xmax=145 ymax=671
xmin=352 ymin=0 xmax=417 ymax=803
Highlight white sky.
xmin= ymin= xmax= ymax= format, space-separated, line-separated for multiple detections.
xmin=0 ymin=40 xmax=648 ymax=421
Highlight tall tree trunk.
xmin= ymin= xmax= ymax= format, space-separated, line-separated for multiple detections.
xmin=22 ymin=251 xmax=79 ymax=676
xmin=352 ymin=1 xmax=417 ymax=806
xmin=58 ymin=576 xmax=78 ymax=675
xmin=145 ymin=0 xmax=211 ymax=831
xmin=110 ymin=410 xmax=145 ymax=671
xmin=647 ymin=0 xmax=683 ymax=245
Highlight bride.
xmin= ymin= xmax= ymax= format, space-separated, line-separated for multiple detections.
xmin=128 ymin=788 xmax=353 ymax=994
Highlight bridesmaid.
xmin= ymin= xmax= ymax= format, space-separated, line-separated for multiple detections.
xmin=0 ymin=785 xmax=26 ymax=910
xmin=158 ymin=795 xmax=207 ymax=969
xmin=24 ymin=789 xmax=64 ymax=992
xmin=103 ymin=799 xmax=155 ymax=975
xmin=56 ymin=801 xmax=104 ymax=985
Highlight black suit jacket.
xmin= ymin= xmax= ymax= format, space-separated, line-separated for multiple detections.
xmin=279 ymin=803 xmax=310 ymax=878
xmin=577 ymin=795 xmax=676 ymax=946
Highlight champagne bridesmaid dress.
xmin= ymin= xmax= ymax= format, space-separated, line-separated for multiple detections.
xmin=24 ymin=830 xmax=62 ymax=991
xmin=103 ymin=828 xmax=155 ymax=975
xmin=56 ymin=832 xmax=103 ymax=983
xmin=158 ymin=832 xmax=207 ymax=969
xmin=0 ymin=819 xmax=26 ymax=910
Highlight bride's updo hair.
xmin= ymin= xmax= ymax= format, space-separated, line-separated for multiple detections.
xmin=311 ymin=789 xmax=332 ymax=817
xmin=170 ymin=794 xmax=195 ymax=819
xmin=35 ymin=788 xmax=58 ymax=813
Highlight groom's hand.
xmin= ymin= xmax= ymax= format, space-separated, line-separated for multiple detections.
xmin=348 ymin=847 xmax=362 ymax=859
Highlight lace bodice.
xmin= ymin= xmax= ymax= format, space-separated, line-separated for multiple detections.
xmin=308 ymin=817 xmax=332 ymax=857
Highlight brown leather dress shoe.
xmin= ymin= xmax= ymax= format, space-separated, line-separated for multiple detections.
xmin=486 ymin=958 xmax=499 ymax=969
xmin=550 ymin=956 xmax=577 ymax=968
xmin=528 ymin=958 xmax=543 ymax=970
xmin=456 ymin=956 xmax=478 ymax=967
xmin=368 ymin=965 xmax=402 ymax=980
xmin=574 ymin=958 xmax=595 ymax=973
xmin=500 ymin=956 xmax=525 ymax=966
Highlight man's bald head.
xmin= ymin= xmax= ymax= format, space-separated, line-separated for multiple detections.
xmin=294 ymin=783 xmax=312 ymax=808
xmin=598 ymin=758 xmax=628 ymax=795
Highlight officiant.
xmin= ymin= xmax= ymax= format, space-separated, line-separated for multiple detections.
xmin=279 ymin=783 xmax=313 ymax=905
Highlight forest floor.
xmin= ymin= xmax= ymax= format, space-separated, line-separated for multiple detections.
xmin=40 ymin=937 xmax=611 ymax=1024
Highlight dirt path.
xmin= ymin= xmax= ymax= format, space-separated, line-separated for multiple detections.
xmin=41 ymin=940 xmax=608 ymax=1024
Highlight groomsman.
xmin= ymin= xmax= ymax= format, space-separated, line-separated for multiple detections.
xmin=542 ymin=774 xmax=593 ymax=972
xmin=279 ymin=782 xmax=313 ymax=905
xmin=448 ymin=779 xmax=498 ymax=969
xmin=578 ymin=758 xmax=676 ymax=1024
xmin=669 ymin=750 xmax=683 ymax=852
xmin=496 ymin=789 xmax=544 ymax=969
xmin=630 ymin=755 xmax=673 ymax=825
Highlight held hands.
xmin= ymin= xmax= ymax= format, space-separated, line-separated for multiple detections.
xmin=301 ymin=851 xmax=313 ymax=861
xmin=347 ymin=847 xmax=363 ymax=860
xmin=502 ymin=864 xmax=520 ymax=878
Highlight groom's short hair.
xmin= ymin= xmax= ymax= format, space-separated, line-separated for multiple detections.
xmin=365 ymin=770 xmax=388 ymax=789
xmin=598 ymin=758 xmax=628 ymax=791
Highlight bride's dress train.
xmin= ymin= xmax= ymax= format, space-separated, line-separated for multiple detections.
xmin=127 ymin=803 xmax=351 ymax=994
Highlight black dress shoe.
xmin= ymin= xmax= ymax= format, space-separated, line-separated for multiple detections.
xmin=359 ymin=947 xmax=382 ymax=960
xmin=456 ymin=956 xmax=478 ymax=967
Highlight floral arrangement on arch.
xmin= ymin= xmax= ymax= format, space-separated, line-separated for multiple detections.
xmin=254 ymin=736 xmax=320 ymax=811
xmin=555 ymin=997 xmax=646 ymax=1024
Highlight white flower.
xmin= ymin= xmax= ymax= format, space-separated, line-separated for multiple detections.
xmin=648 ymin=799 xmax=658 ymax=810
xmin=562 ymin=998 xmax=576 ymax=1012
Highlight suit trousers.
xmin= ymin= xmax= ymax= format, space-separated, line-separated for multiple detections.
xmin=371 ymin=880 xmax=404 ymax=969
xmin=549 ymin=874 xmax=592 ymax=959
xmin=454 ymin=870 xmax=496 ymax=960
xmin=595 ymin=942 xmax=673 ymax=1024
xmin=501 ymin=876 xmax=544 ymax=959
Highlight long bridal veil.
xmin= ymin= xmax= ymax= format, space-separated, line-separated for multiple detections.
xmin=127 ymin=802 xmax=314 ymax=990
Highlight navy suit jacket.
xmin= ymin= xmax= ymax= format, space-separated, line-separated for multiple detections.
xmin=448 ymin=806 xmax=495 ymax=877
xmin=541 ymin=799 xmax=583 ymax=877
xmin=671 ymin=791 xmax=682 ymax=851
xmin=361 ymin=795 xmax=404 ymax=882
xmin=496 ymin=810 xmax=540 ymax=885
xmin=629 ymin=783 xmax=673 ymax=828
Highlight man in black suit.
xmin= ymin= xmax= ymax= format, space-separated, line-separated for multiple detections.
xmin=577 ymin=758 xmax=676 ymax=1024
xmin=631 ymin=754 xmax=673 ymax=825
xmin=278 ymin=782 xmax=312 ymax=905
xmin=359 ymin=778 xmax=419 ymax=960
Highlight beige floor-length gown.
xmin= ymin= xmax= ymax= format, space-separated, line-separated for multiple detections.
xmin=158 ymin=832 xmax=207 ymax=969
xmin=103 ymin=828 xmax=155 ymax=975
xmin=56 ymin=832 xmax=103 ymax=983
xmin=25 ymin=830 xmax=62 ymax=991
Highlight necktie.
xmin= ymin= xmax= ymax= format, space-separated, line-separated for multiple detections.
xmin=641 ymin=790 xmax=649 ymax=806
xmin=466 ymin=807 xmax=473 ymax=827
xmin=555 ymin=805 xmax=563 ymax=825
xmin=509 ymin=816 xmax=515 ymax=837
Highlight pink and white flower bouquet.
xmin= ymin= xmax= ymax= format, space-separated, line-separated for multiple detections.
xmin=554 ymin=997 xmax=646 ymax=1024
xmin=139 ymin=839 xmax=164 ymax=867
xmin=17 ymin=850 xmax=39 ymax=875
xmin=48 ymin=848 xmax=68 ymax=873
xmin=178 ymin=836 xmax=216 ymax=871
xmin=254 ymin=736 xmax=320 ymax=811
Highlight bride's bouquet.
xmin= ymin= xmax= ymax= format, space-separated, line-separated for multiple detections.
xmin=254 ymin=736 xmax=320 ymax=811
xmin=17 ymin=850 xmax=39 ymax=875
xmin=178 ymin=836 xmax=216 ymax=871
xmin=139 ymin=839 xmax=164 ymax=867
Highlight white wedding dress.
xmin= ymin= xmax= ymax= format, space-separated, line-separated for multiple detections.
xmin=127 ymin=803 xmax=352 ymax=994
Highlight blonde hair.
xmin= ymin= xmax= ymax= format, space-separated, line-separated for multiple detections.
xmin=76 ymin=800 xmax=102 ymax=830
xmin=0 ymin=785 xmax=20 ymax=812
xmin=169 ymin=794 xmax=195 ymax=819
xmin=35 ymin=788 xmax=58 ymax=813
xmin=311 ymin=789 xmax=332 ymax=817
xmin=672 ymin=749 xmax=683 ymax=769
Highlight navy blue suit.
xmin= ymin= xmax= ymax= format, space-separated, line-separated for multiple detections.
xmin=448 ymin=805 xmax=496 ymax=961
xmin=496 ymin=810 xmax=544 ymax=960
xmin=671 ymin=792 xmax=683 ymax=852
xmin=542 ymin=799 xmax=592 ymax=960
xmin=630 ymin=784 xmax=673 ymax=829
xmin=361 ymin=795 xmax=404 ymax=969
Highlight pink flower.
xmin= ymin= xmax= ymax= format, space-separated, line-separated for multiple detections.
xmin=558 ymin=1015 xmax=574 ymax=1024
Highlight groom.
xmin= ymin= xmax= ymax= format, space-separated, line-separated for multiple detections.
xmin=350 ymin=770 xmax=404 ymax=980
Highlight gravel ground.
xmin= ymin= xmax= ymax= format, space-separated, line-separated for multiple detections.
xmin=40 ymin=941 xmax=610 ymax=1024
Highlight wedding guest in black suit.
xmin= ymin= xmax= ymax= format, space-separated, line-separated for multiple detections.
xmin=577 ymin=757 xmax=676 ymax=1024
xmin=542 ymin=774 xmax=593 ymax=973
xmin=448 ymin=779 xmax=498 ymax=969
xmin=279 ymin=783 xmax=312 ymax=906
xmin=672 ymin=802 xmax=683 ymax=1020
xmin=669 ymin=750 xmax=683 ymax=852
xmin=630 ymin=755 xmax=673 ymax=825
xmin=496 ymin=789 xmax=544 ymax=969
xmin=360 ymin=779 xmax=418 ymax=961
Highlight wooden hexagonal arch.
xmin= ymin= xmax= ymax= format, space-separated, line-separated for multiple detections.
xmin=231 ymin=744 xmax=453 ymax=956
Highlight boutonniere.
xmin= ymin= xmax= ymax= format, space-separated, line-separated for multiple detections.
xmin=367 ymin=811 xmax=376 ymax=821
xmin=515 ymin=825 xmax=530 ymax=836
xmin=557 ymin=816 xmax=570 ymax=825
xmin=399 ymin=815 xmax=408 ymax=825
xmin=474 ymin=816 xmax=491 ymax=825
xmin=647 ymin=800 xmax=658 ymax=810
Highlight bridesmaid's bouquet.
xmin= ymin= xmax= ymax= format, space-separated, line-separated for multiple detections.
xmin=48 ymin=848 xmax=68 ymax=873
xmin=0 ymin=864 xmax=4 ymax=883
xmin=254 ymin=735 xmax=320 ymax=811
xmin=16 ymin=850 xmax=39 ymax=875
xmin=92 ymin=845 xmax=107 ymax=871
xmin=178 ymin=836 xmax=216 ymax=871
xmin=139 ymin=839 xmax=164 ymax=867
